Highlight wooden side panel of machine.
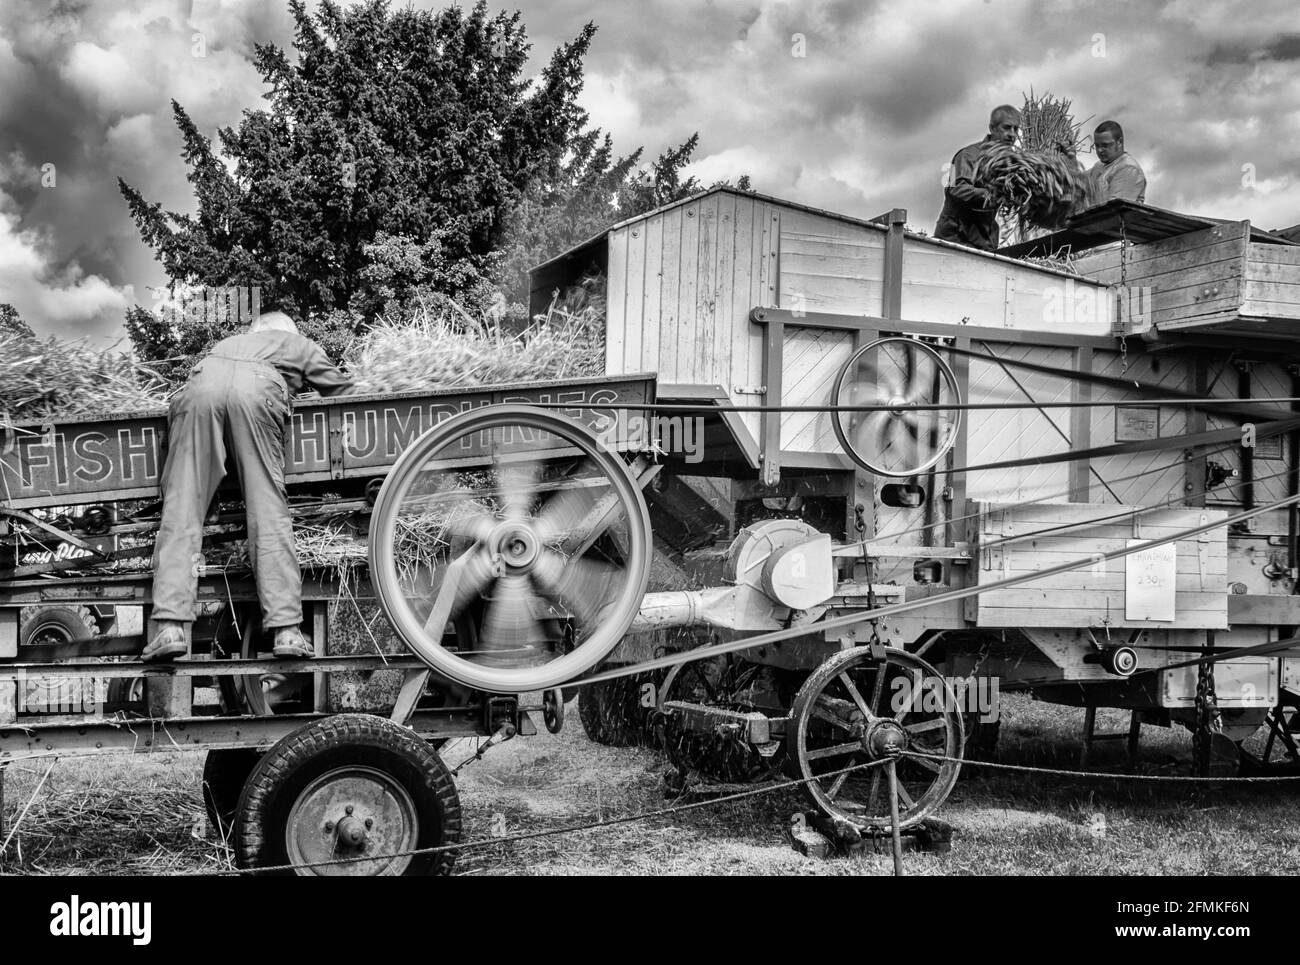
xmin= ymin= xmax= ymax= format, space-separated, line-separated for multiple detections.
xmin=604 ymin=192 xmax=777 ymax=448
xmin=964 ymin=345 xmax=1074 ymax=503
xmin=972 ymin=501 xmax=1228 ymax=629
xmin=1086 ymin=350 xmax=1190 ymax=506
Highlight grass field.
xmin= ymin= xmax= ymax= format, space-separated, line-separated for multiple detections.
xmin=2 ymin=695 xmax=1298 ymax=875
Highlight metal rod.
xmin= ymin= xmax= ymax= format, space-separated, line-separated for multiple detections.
xmin=508 ymin=397 xmax=1300 ymax=414
xmin=886 ymin=760 xmax=904 ymax=877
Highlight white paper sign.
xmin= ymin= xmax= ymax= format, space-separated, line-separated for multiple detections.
xmin=1125 ymin=539 xmax=1176 ymax=621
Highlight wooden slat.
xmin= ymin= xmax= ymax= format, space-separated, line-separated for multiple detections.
xmin=714 ymin=192 xmax=737 ymax=400
xmin=658 ymin=205 xmax=684 ymax=383
xmin=976 ymin=607 xmax=1227 ymax=629
xmin=1248 ymin=243 xmax=1300 ymax=267
xmin=732 ymin=197 xmax=761 ymax=446
xmin=605 ymin=228 xmax=629 ymax=374
xmin=640 ymin=214 xmax=664 ymax=373
xmin=694 ymin=193 xmax=721 ymax=384
xmin=623 ymin=219 xmax=647 ymax=375
xmin=678 ymin=198 xmax=702 ymax=383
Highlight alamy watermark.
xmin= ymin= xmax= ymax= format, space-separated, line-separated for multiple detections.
xmin=8 ymin=668 xmax=106 ymax=717
xmin=595 ymin=409 xmax=706 ymax=464
xmin=152 ymin=284 xmax=262 ymax=329
xmin=891 ymin=674 xmax=1000 ymax=722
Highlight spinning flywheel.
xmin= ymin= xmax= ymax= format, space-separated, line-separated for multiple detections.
xmin=831 ymin=336 xmax=962 ymax=477
xmin=369 ymin=405 xmax=652 ymax=693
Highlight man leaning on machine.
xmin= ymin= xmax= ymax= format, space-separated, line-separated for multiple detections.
xmin=143 ymin=308 xmax=355 ymax=662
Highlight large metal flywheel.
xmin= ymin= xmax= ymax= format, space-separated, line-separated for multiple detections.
xmin=369 ymin=405 xmax=652 ymax=693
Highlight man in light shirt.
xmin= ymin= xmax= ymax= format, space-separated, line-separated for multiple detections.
xmin=1088 ymin=120 xmax=1147 ymax=205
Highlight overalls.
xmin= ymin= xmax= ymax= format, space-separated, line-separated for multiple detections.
xmin=150 ymin=355 xmax=301 ymax=629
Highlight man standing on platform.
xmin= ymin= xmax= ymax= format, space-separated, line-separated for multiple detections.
xmin=934 ymin=104 xmax=1021 ymax=251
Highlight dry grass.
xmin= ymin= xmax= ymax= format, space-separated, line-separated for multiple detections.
xmin=4 ymin=695 xmax=1298 ymax=876
xmin=348 ymin=281 xmax=605 ymax=394
xmin=0 ymin=333 xmax=171 ymax=424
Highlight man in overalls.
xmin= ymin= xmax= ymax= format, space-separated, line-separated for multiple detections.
xmin=143 ymin=310 xmax=355 ymax=662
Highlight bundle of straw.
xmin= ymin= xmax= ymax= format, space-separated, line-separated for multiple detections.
xmin=0 ymin=333 xmax=172 ymax=423
xmin=981 ymin=91 xmax=1094 ymax=239
xmin=976 ymin=143 xmax=1086 ymax=231
xmin=348 ymin=280 xmax=606 ymax=394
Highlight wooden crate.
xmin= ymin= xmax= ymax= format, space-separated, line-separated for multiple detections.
xmin=1074 ymin=220 xmax=1300 ymax=337
xmin=970 ymin=501 xmax=1228 ymax=629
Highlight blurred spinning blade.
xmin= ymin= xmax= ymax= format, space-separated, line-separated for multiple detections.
xmin=902 ymin=360 xmax=936 ymax=404
xmin=443 ymin=500 xmax=495 ymax=544
xmin=478 ymin=574 xmax=548 ymax=660
xmin=849 ymin=362 xmax=902 ymax=404
xmin=534 ymin=466 xmax=605 ymax=545
xmin=498 ymin=458 xmax=543 ymax=522
xmin=851 ymin=409 xmax=891 ymax=458
xmin=531 ymin=549 xmax=622 ymax=631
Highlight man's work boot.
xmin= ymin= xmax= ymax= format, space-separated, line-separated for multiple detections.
xmin=272 ymin=626 xmax=314 ymax=660
xmin=142 ymin=620 xmax=188 ymax=662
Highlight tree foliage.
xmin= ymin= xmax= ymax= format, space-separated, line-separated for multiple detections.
xmin=120 ymin=0 xmax=745 ymax=367
xmin=0 ymin=303 xmax=35 ymax=340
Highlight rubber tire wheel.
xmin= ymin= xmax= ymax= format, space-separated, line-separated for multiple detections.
xmin=578 ymin=674 xmax=650 ymax=747
xmin=234 ymin=714 xmax=462 ymax=876
xmin=203 ymin=748 xmax=264 ymax=840
xmin=19 ymin=607 xmax=94 ymax=647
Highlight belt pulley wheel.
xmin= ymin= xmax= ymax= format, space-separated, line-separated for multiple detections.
xmin=787 ymin=646 xmax=964 ymax=831
xmin=369 ymin=404 xmax=652 ymax=693
xmin=831 ymin=336 xmax=961 ymax=478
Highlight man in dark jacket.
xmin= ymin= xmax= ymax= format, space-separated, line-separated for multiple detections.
xmin=143 ymin=310 xmax=355 ymax=662
xmin=934 ymin=105 xmax=1021 ymax=251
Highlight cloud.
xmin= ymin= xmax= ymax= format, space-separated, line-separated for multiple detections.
xmin=0 ymin=183 xmax=132 ymax=341
xmin=1 ymin=0 xmax=1298 ymax=343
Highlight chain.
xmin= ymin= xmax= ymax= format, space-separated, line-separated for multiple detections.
xmin=853 ymin=500 xmax=882 ymax=645
xmin=1118 ymin=214 xmax=1129 ymax=374
xmin=1192 ymin=633 xmax=1222 ymax=777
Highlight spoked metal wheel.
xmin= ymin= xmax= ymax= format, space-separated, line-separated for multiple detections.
xmin=370 ymin=404 xmax=653 ymax=693
xmin=786 ymin=646 xmax=964 ymax=830
xmin=831 ymin=336 xmax=961 ymax=477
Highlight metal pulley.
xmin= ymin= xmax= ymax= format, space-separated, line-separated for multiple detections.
xmin=830 ymin=336 xmax=962 ymax=477
xmin=368 ymin=404 xmax=653 ymax=693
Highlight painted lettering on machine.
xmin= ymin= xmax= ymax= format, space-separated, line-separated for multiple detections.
xmin=0 ymin=381 xmax=649 ymax=508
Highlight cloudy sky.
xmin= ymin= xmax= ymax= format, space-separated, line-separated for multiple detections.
xmin=1 ymin=0 xmax=1297 ymax=343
